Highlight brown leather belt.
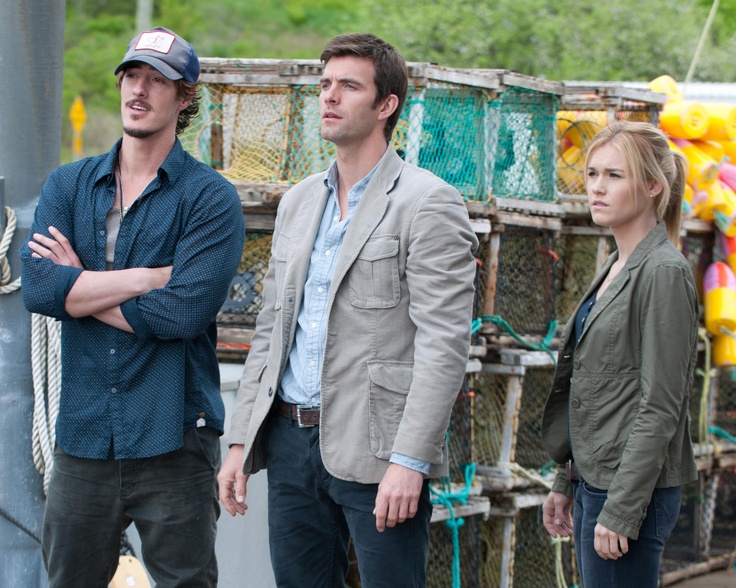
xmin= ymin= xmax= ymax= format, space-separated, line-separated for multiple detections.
xmin=276 ymin=398 xmax=320 ymax=428
xmin=566 ymin=460 xmax=580 ymax=482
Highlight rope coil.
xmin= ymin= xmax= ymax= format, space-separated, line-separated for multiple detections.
xmin=1 ymin=205 xmax=21 ymax=294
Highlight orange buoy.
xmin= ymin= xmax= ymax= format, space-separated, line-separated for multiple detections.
xmin=704 ymin=261 xmax=736 ymax=336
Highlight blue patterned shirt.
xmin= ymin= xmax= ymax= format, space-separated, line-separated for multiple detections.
xmin=280 ymin=153 xmax=430 ymax=475
xmin=20 ymin=139 xmax=245 ymax=459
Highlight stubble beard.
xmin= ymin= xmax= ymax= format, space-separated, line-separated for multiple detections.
xmin=123 ymin=126 xmax=157 ymax=140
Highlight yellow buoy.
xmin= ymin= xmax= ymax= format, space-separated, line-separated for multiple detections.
xmin=660 ymin=101 xmax=709 ymax=139
xmin=648 ymin=75 xmax=684 ymax=102
xmin=713 ymin=335 xmax=736 ymax=367
xmin=691 ymin=139 xmax=725 ymax=163
xmin=704 ymin=261 xmax=736 ymax=337
xmin=673 ymin=139 xmax=721 ymax=191
xmin=700 ymin=104 xmax=736 ymax=142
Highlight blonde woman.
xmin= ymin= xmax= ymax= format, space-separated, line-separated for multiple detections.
xmin=541 ymin=121 xmax=699 ymax=587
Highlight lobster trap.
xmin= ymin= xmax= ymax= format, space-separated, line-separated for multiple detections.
xmin=556 ymin=83 xmax=665 ymax=198
xmin=478 ymin=492 xmax=577 ymax=588
xmin=470 ymin=354 xmax=558 ymax=493
xmin=180 ymin=59 xmax=562 ymax=204
xmin=714 ymin=367 xmax=736 ymax=451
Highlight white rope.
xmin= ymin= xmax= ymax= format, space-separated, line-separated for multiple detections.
xmin=497 ymin=461 xmax=554 ymax=490
xmin=0 ymin=206 xmax=21 ymax=294
xmin=30 ymin=314 xmax=62 ymax=494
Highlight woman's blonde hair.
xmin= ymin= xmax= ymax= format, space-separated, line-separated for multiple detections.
xmin=585 ymin=121 xmax=688 ymax=244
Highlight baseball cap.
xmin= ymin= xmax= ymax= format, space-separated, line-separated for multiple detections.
xmin=114 ymin=27 xmax=200 ymax=84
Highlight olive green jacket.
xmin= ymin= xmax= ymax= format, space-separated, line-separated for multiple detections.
xmin=541 ymin=222 xmax=699 ymax=539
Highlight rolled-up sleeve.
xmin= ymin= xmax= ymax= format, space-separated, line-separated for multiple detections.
xmin=121 ymin=180 xmax=245 ymax=341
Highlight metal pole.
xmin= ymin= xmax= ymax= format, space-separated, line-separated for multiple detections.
xmin=0 ymin=1 xmax=65 ymax=586
xmin=136 ymin=0 xmax=154 ymax=32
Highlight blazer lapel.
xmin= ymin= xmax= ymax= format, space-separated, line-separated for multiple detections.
xmin=289 ymin=181 xmax=331 ymax=308
xmin=329 ymin=150 xmax=403 ymax=299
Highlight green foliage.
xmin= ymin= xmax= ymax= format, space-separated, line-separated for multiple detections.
xmin=61 ymin=0 xmax=736 ymax=162
xmin=362 ymin=0 xmax=735 ymax=83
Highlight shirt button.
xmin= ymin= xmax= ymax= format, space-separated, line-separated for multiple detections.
xmin=573 ymin=360 xmax=580 ymax=369
xmin=310 ymin=360 xmax=316 ymax=367
xmin=311 ymin=322 xmax=317 ymax=329
xmin=311 ymin=396 xmax=317 ymax=404
xmin=268 ymin=387 xmax=273 ymax=397
xmin=99 ymin=229 xmax=105 ymax=236
xmin=325 ymin=250 xmax=331 ymax=256
xmin=571 ymin=399 xmax=580 ymax=408
xmin=333 ymin=216 xmax=339 ymax=222
xmin=111 ymin=387 xmax=117 ymax=394
xmin=110 ymin=349 xmax=116 ymax=355
xmin=317 ymin=287 xmax=324 ymax=293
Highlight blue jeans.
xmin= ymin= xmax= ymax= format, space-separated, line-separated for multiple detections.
xmin=263 ymin=413 xmax=432 ymax=588
xmin=573 ymin=480 xmax=681 ymax=588
xmin=43 ymin=428 xmax=221 ymax=587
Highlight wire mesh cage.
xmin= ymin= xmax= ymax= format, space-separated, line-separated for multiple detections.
xmin=681 ymin=223 xmax=715 ymax=303
xmin=218 ymin=230 xmax=273 ymax=327
xmin=552 ymin=229 xmax=616 ymax=328
xmin=715 ymin=367 xmax=736 ymax=447
xmin=556 ymin=83 xmax=665 ymax=198
xmin=514 ymin=366 xmax=555 ymax=470
xmin=710 ymin=467 xmax=736 ymax=560
xmin=471 ymin=363 xmax=554 ymax=473
xmin=428 ymin=514 xmax=483 ymax=588
xmin=479 ymin=494 xmax=577 ymax=588
xmin=488 ymin=224 xmax=558 ymax=337
xmin=181 ymin=59 xmax=563 ymax=204
xmin=661 ymin=472 xmax=711 ymax=574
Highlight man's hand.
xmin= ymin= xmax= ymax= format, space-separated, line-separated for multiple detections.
xmin=373 ymin=463 xmax=423 ymax=532
xmin=29 ymin=226 xmax=83 ymax=268
xmin=594 ymin=523 xmax=629 ymax=560
xmin=218 ymin=444 xmax=250 ymax=516
xmin=542 ymin=490 xmax=574 ymax=538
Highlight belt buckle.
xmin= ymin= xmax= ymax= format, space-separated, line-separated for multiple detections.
xmin=296 ymin=404 xmax=315 ymax=428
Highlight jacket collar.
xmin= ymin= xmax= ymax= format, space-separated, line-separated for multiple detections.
xmin=566 ymin=222 xmax=669 ymax=350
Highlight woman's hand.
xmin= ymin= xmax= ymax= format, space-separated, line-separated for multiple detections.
xmin=594 ymin=522 xmax=629 ymax=559
xmin=543 ymin=491 xmax=574 ymax=538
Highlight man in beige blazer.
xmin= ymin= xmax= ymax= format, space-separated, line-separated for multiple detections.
xmin=218 ymin=33 xmax=478 ymax=587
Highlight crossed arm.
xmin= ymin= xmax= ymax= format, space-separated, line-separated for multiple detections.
xmin=28 ymin=226 xmax=171 ymax=332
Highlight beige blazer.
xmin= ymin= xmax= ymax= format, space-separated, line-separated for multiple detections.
xmin=229 ymin=148 xmax=478 ymax=483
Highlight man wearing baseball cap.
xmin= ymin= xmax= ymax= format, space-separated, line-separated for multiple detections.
xmin=20 ymin=27 xmax=244 ymax=586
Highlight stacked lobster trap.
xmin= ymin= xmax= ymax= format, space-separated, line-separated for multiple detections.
xmin=181 ymin=59 xmax=736 ymax=585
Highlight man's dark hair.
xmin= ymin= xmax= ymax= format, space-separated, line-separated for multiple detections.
xmin=320 ymin=33 xmax=408 ymax=143
xmin=116 ymin=69 xmax=200 ymax=136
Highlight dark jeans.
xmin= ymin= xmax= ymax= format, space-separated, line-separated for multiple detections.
xmin=263 ymin=413 xmax=432 ymax=588
xmin=573 ymin=479 xmax=681 ymax=588
xmin=43 ymin=427 xmax=221 ymax=588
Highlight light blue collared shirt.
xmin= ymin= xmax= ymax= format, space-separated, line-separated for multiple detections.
xmin=280 ymin=155 xmax=430 ymax=476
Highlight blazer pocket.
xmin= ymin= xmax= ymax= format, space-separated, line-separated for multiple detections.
xmin=367 ymin=360 xmax=414 ymax=459
xmin=348 ymin=234 xmax=400 ymax=309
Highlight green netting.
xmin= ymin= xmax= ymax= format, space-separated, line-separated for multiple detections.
xmin=180 ymin=77 xmax=559 ymax=203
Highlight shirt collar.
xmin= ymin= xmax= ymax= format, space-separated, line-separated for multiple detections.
xmin=94 ymin=137 xmax=186 ymax=187
xmin=323 ymin=147 xmax=389 ymax=198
